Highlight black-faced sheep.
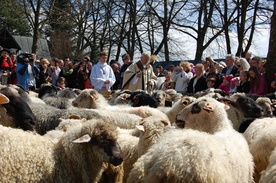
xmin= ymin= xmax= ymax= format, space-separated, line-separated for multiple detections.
xmin=129 ymin=92 xmax=158 ymax=108
xmin=0 ymin=86 xmax=36 ymax=131
xmin=127 ymin=97 xmax=254 ymax=183
xmin=218 ymin=95 xmax=263 ymax=130
xmin=38 ymin=84 xmax=72 ymax=109
xmin=0 ymin=119 xmax=123 ymax=183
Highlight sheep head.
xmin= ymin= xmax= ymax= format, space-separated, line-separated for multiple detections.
xmin=72 ymin=89 xmax=99 ymax=109
xmin=175 ymin=97 xmax=231 ymax=134
xmin=72 ymin=120 xmax=123 ymax=166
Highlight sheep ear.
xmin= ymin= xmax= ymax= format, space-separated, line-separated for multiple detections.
xmin=0 ymin=93 xmax=9 ymax=104
xmin=90 ymin=90 xmax=99 ymax=100
xmin=73 ymin=134 xmax=91 ymax=143
xmin=203 ymin=103 xmax=214 ymax=113
xmin=161 ymin=120 xmax=169 ymax=126
xmin=136 ymin=125 xmax=145 ymax=132
xmin=224 ymin=104 xmax=230 ymax=110
xmin=68 ymin=114 xmax=82 ymax=119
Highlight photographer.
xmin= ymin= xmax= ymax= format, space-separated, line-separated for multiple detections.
xmin=75 ymin=56 xmax=92 ymax=89
xmin=0 ymin=48 xmax=14 ymax=85
xmin=16 ymin=53 xmax=40 ymax=91
xmin=171 ymin=61 xmax=193 ymax=94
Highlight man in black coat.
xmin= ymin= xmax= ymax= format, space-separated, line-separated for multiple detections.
xmin=221 ymin=54 xmax=239 ymax=76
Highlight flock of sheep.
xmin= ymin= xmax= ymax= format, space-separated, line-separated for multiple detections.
xmin=0 ymin=83 xmax=275 ymax=183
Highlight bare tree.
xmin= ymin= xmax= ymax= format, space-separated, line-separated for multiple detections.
xmin=22 ymin=0 xmax=55 ymax=54
xmin=171 ymin=0 xmax=226 ymax=60
xmin=214 ymin=0 xmax=237 ymax=54
xmin=144 ymin=0 xmax=188 ymax=62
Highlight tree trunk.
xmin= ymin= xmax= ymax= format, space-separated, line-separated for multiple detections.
xmin=32 ymin=27 xmax=39 ymax=54
xmin=266 ymin=1 xmax=276 ymax=92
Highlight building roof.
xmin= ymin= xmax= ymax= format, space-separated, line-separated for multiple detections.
xmin=13 ymin=35 xmax=51 ymax=59
xmin=0 ymin=28 xmax=21 ymax=50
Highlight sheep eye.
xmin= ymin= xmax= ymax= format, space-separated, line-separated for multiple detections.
xmin=191 ymin=103 xmax=201 ymax=114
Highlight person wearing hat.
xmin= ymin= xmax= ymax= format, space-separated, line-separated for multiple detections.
xmin=90 ymin=51 xmax=115 ymax=97
xmin=0 ymin=48 xmax=14 ymax=85
xmin=218 ymin=75 xmax=233 ymax=96
xmin=122 ymin=52 xmax=157 ymax=92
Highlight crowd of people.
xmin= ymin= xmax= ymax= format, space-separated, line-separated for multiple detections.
xmin=0 ymin=48 xmax=275 ymax=97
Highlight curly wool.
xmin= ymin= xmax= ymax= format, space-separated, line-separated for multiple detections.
xmin=0 ymin=119 xmax=122 ymax=183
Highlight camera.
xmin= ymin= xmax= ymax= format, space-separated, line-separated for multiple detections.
xmin=17 ymin=53 xmax=32 ymax=63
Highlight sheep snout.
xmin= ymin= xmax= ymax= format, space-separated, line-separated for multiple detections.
xmin=109 ymin=144 xmax=123 ymax=166
xmin=175 ymin=119 xmax=185 ymax=128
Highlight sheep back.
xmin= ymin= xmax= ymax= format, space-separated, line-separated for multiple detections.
xmin=243 ymin=117 xmax=276 ymax=182
xmin=142 ymin=129 xmax=253 ymax=183
xmin=0 ymin=119 xmax=123 ymax=183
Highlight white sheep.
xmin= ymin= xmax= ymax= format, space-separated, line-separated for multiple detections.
xmin=256 ymin=97 xmax=274 ymax=117
xmin=108 ymin=89 xmax=132 ymax=105
xmin=128 ymin=97 xmax=254 ymax=183
xmin=159 ymin=95 xmax=196 ymax=124
xmin=44 ymin=118 xmax=85 ymax=141
xmin=136 ymin=116 xmax=171 ymax=157
xmin=164 ymin=89 xmax=183 ymax=103
xmin=151 ymin=90 xmax=167 ymax=106
xmin=72 ymin=88 xmax=110 ymax=108
xmin=71 ymin=88 xmax=169 ymax=121
xmin=259 ymin=147 xmax=276 ymax=183
xmin=114 ymin=93 xmax=131 ymax=105
xmin=0 ymin=119 xmax=123 ymax=183
xmin=30 ymin=102 xmax=143 ymax=134
xmin=57 ymin=88 xmax=79 ymax=99
xmin=243 ymin=117 xmax=276 ymax=182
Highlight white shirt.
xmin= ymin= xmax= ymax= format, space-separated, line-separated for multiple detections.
xmin=28 ymin=64 xmax=36 ymax=87
xmin=90 ymin=61 xmax=116 ymax=91
xmin=171 ymin=71 xmax=193 ymax=93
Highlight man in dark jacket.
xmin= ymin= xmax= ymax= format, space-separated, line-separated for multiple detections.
xmin=221 ymin=54 xmax=239 ymax=76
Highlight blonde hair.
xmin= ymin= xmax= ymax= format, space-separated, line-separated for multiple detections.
xmin=179 ymin=61 xmax=191 ymax=72
xmin=40 ymin=58 xmax=49 ymax=65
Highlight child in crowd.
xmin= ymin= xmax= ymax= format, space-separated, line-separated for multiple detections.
xmin=160 ymin=71 xmax=174 ymax=90
xmin=206 ymin=77 xmax=216 ymax=92
xmin=218 ymin=75 xmax=233 ymax=96
xmin=56 ymin=77 xmax=66 ymax=90
xmin=236 ymin=71 xmax=251 ymax=94
xmin=229 ymin=77 xmax=240 ymax=95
